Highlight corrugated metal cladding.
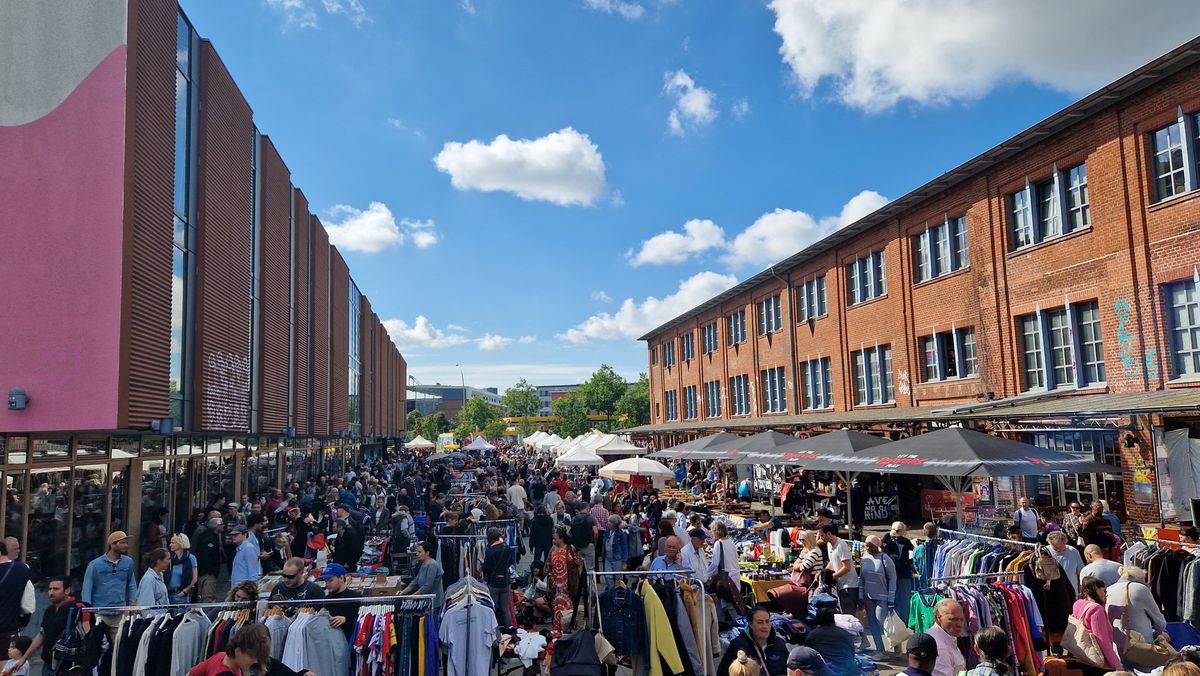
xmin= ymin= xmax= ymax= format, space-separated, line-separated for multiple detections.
xmin=194 ymin=42 xmax=252 ymax=432
xmin=360 ymin=296 xmax=374 ymax=435
xmin=309 ymin=218 xmax=330 ymax=435
xmin=292 ymin=188 xmax=310 ymax=433
xmin=258 ymin=135 xmax=291 ymax=433
xmin=329 ymin=250 xmax=350 ymax=432
xmin=121 ymin=0 xmax=176 ymax=428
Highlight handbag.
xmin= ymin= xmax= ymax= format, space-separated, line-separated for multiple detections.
xmin=50 ymin=606 xmax=87 ymax=676
xmin=1061 ymin=614 xmax=1106 ymax=668
xmin=1125 ymin=630 xmax=1176 ymax=668
xmin=710 ymin=540 xmax=746 ymax=615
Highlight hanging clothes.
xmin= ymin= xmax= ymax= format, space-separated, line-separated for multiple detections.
xmin=439 ymin=577 xmax=497 ymax=676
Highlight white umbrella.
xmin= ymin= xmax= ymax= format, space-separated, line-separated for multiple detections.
xmin=556 ymin=445 xmax=605 ymax=466
xmin=406 ymin=435 xmax=435 ymax=449
xmin=598 ymin=457 xmax=675 ymax=482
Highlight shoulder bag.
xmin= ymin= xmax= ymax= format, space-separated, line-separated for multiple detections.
xmin=1060 ymin=611 xmax=1106 ymax=668
xmin=1119 ymin=583 xmax=1177 ymax=667
xmin=709 ymin=540 xmax=746 ymax=616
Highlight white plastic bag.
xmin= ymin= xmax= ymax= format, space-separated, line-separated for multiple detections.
xmin=883 ymin=611 xmax=914 ymax=651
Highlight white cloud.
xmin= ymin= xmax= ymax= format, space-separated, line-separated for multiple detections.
xmin=732 ymin=99 xmax=751 ymax=120
xmin=461 ymin=0 xmax=477 ymax=15
xmin=434 ymin=127 xmax=607 ymax=207
xmin=266 ymin=0 xmax=371 ymax=29
xmin=768 ymin=0 xmax=1200 ymax=113
xmin=664 ymin=70 xmax=717 ymax=136
xmin=610 ymin=190 xmax=625 ymax=208
xmin=627 ymin=218 xmax=725 ymax=267
xmin=723 ymin=190 xmax=889 ymax=268
xmin=559 ymin=271 xmax=738 ymax=344
xmin=387 ymin=118 xmax=426 ymax=140
xmin=583 ymin=0 xmax=645 ymax=20
xmin=517 ymin=335 xmax=537 ymax=344
xmin=477 ymin=334 xmax=513 ymax=351
xmin=320 ymin=0 xmax=369 ymax=27
xmin=590 ymin=290 xmax=614 ymax=303
xmin=323 ymin=202 xmax=440 ymax=253
xmin=383 ymin=316 xmax=470 ymax=350
xmin=447 ymin=324 xmax=470 ymax=333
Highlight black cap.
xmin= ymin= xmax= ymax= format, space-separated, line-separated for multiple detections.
xmin=787 ymin=646 xmax=833 ymax=676
xmin=816 ymin=508 xmax=835 ymax=519
xmin=908 ymin=633 xmax=939 ymax=660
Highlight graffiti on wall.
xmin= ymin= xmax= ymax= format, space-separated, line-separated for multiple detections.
xmin=1115 ymin=299 xmax=1143 ymax=377
xmin=897 ymin=369 xmax=911 ymax=395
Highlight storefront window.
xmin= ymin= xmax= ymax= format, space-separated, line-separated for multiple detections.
xmin=206 ymin=437 xmax=222 ymax=455
xmin=112 ymin=435 xmax=139 ymax=459
xmin=6 ymin=437 xmax=27 ymax=465
xmin=30 ymin=438 xmax=69 ymax=461
xmin=206 ymin=456 xmax=234 ymax=506
xmin=142 ymin=436 xmax=164 ymax=456
xmin=27 ymin=467 xmax=70 ymax=580
xmin=176 ymin=436 xmax=202 ymax=456
xmin=76 ymin=436 xmax=108 ymax=458
xmin=71 ymin=466 xmax=108 ymax=580
xmin=5 ymin=471 xmax=26 ymax=559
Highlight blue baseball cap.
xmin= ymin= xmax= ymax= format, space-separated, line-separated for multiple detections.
xmin=319 ymin=563 xmax=348 ymax=580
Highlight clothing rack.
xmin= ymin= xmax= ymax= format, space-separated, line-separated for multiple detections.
xmin=940 ymin=528 xmax=1037 ymax=549
xmin=588 ymin=568 xmax=708 ymax=671
xmin=436 ymin=533 xmax=487 ymax=580
xmin=83 ymin=592 xmax=436 ymax=614
xmin=930 ymin=570 xmax=1024 ymax=583
xmin=1136 ymin=535 xmax=1193 ymax=547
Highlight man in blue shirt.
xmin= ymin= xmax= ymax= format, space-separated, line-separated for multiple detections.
xmin=82 ymin=530 xmax=137 ymax=676
xmin=229 ymin=525 xmax=261 ymax=585
xmin=648 ymin=536 xmax=687 ymax=580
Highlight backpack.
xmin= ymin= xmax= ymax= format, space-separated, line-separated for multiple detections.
xmin=1033 ymin=545 xmax=1062 ymax=584
xmin=550 ymin=628 xmax=604 ymax=676
xmin=51 ymin=606 xmax=87 ymax=676
xmin=570 ymin=513 xmax=593 ymax=549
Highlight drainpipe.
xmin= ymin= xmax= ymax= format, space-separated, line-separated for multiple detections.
xmin=769 ymin=266 xmax=802 ymax=418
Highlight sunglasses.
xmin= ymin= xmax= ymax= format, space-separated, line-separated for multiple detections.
xmin=281 ymin=572 xmax=299 ymax=580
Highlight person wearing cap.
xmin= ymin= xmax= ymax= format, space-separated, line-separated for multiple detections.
xmin=859 ymin=534 xmax=896 ymax=657
xmin=904 ymin=633 xmax=939 ymax=676
xmin=229 ymin=525 xmax=261 ymax=586
xmin=680 ymin=528 xmax=710 ymax=584
xmin=319 ymin=563 xmax=360 ymax=641
xmin=193 ymin=518 xmax=226 ymax=603
xmin=331 ymin=518 xmax=363 ymax=569
xmin=786 ymin=646 xmax=833 ymax=676
xmin=82 ymin=531 xmax=136 ymax=675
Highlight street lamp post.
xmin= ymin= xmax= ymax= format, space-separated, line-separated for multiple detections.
xmin=455 ymin=363 xmax=466 ymax=423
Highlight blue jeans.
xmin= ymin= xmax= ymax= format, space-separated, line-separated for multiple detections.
xmin=864 ymin=597 xmax=888 ymax=652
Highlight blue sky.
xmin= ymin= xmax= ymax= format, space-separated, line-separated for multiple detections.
xmin=179 ymin=0 xmax=1200 ymax=392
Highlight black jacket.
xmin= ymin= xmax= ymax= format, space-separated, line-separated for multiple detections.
xmin=193 ymin=528 xmax=224 ymax=576
xmin=482 ymin=541 xmax=512 ymax=588
xmin=716 ymin=627 xmax=790 ymax=676
xmin=334 ymin=528 xmax=364 ymax=568
xmin=530 ymin=514 xmax=554 ymax=551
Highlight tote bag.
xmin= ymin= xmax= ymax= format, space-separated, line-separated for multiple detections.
xmin=1061 ymin=614 xmax=1106 ymax=668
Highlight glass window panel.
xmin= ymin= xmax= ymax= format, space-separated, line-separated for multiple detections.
xmin=817 ymin=277 xmax=827 ymax=315
xmin=853 ymin=352 xmax=867 ymax=404
xmin=1037 ymin=179 xmax=1060 ymax=238
xmin=30 ymin=438 xmax=70 ymax=461
xmin=1153 ymin=122 xmax=1188 ymax=201
xmin=1011 ymin=190 xmax=1034 ymax=249
xmin=882 ymin=346 xmax=894 ymax=402
xmin=1066 ymin=165 xmax=1090 ymax=232
xmin=1048 ymin=308 xmax=1074 ymax=386
xmin=921 ymin=336 xmax=938 ymax=381
xmin=5 ymin=471 xmax=27 ymax=561
xmin=1077 ymin=302 xmax=1105 ymax=383
xmin=962 ymin=329 xmax=978 ymax=376
xmin=174 ymin=69 xmax=189 ymax=218
xmin=953 ymin=218 xmax=969 ymax=269
xmin=72 ymin=466 xmax=109 ymax=580
xmin=934 ymin=226 xmax=951 ymax=276
xmin=27 ymin=467 xmax=70 ymax=580
xmin=6 ymin=437 xmax=27 ymax=465
xmin=76 ymin=436 xmax=108 ymax=458
xmin=1170 ymin=281 xmax=1200 ymax=376
xmin=112 ymin=435 xmax=139 ymax=459
xmin=915 ymin=232 xmax=931 ymax=282
xmin=1021 ymin=315 xmax=1045 ymax=389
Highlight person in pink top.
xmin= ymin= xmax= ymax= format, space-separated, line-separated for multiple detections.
xmin=1071 ymin=576 xmax=1121 ymax=670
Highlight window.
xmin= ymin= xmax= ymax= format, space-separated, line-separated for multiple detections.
xmin=801 ymin=357 xmax=833 ymax=410
xmin=663 ymin=341 xmax=676 ymax=367
xmin=727 ymin=310 xmax=747 ymax=345
xmin=730 ymin=375 xmax=750 ymax=416
xmin=914 ymin=217 xmax=969 ymax=282
xmin=761 ymin=366 xmax=787 ymax=413
xmin=847 ymin=251 xmax=886 ymax=305
xmin=704 ymin=380 xmax=721 ymax=418
xmin=1151 ymin=118 xmax=1190 ymax=201
xmin=1017 ymin=300 xmax=1105 ymax=391
xmin=797 ymin=276 xmax=827 ymax=321
xmin=665 ymin=391 xmax=678 ymax=421
xmin=1167 ymin=279 xmax=1200 ymax=378
xmin=702 ymin=322 xmax=719 ymax=354
xmin=171 ymin=11 xmax=199 ymax=428
xmin=681 ymin=333 xmax=695 ymax=362
xmin=919 ymin=328 xmax=979 ymax=382
xmin=759 ymin=295 xmax=782 ymax=335
xmin=683 ymin=386 xmax=698 ymax=420
xmin=651 ymin=345 xmax=657 ymax=365
xmin=852 ymin=345 xmax=894 ymax=405
xmin=348 ymin=282 xmax=362 ymax=434
xmin=1009 ymin=163 xmax=1089 ymax=250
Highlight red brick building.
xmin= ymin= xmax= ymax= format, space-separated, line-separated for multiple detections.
xmin=0 ymin=0 xmax=406 ymax=575
xmin=634 ymin=38 xmax=1200 ymax=525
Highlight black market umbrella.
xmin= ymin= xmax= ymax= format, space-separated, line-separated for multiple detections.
xmin=649 ymin=432 xmax=740 ymax=459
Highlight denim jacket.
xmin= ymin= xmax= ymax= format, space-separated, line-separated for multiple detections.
xmin=599 ymin=585 xmax=646 ymax=660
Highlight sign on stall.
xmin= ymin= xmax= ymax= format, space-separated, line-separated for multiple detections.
xmin=862 ymin=494 xmax=898 ymax=522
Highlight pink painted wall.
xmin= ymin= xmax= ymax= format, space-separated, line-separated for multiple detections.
xmin=0 ymin=46 xmax=128 ymax=432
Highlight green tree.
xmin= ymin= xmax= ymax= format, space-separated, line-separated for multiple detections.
xmin=579 ymin=364 xmax=629 ymax=418
xmin=502 ymin=378 xmax=541 ymax=418
xmin=405 ymin=410 xmax=423 ymax=439
xmin=614 ymin=373 xmax=650 ymax=428
xmin=552 ymin=391 xmax=589 ymax=438
xmin=483 ymin=419 xmax=508 ymax=439
xmin=420 ymin=411 xmax=451 ymax=440
xmin=455 ymin=396 xmax=502 ymax=436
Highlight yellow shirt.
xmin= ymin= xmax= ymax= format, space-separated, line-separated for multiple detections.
xmin=641 ymin=579 xmax=685 ymax=676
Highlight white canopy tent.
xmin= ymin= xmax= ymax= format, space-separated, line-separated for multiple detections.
xmin=524 ymin=431 xmax=547 ymax=447
xmin=552 ymin=436 xmax=578 ymax=454
xmin=536 ymin=434 xmax=564 ymax=451
xmin=556 ymin=445 xmax=605 ymax=466
xmin=406 ymin=435 xmax=435 ymax=449
xmin=592 ymin=435 xmax=644 ymax=456
xmin=463 ymin=436 xmax=495 ymax=451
